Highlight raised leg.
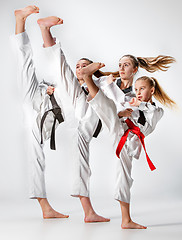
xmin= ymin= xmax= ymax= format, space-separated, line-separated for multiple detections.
xmin=15 ymin=5 xmax=39 ymax=34
xmin=14 ymin=6 xmax=40 ymax=102
xmin=14 ymin=7 xmax=68 ymax=219
xmin=80 ymin=62 xmax=105 ymax=99
xmin=37 ymin=16 xmax=63 ymax=47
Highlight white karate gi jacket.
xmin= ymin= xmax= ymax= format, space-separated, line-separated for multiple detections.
xmin=14 ymin=31 xmax=101 ymax=198
xmin=14 ymin=31 xmax=70 ymax=198
xmin=88 ymin=78 xmax=164 ymax=203
xmin=46 ymin=40 xmax=102 ymax=197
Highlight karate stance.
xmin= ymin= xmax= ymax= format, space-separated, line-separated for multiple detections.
xmin=14 ymin=6 xmax=69 ymax=219
xmin=36 ymin=16 xmax=110 ymax=223
xmin=14 ymin=5 xmax=109 ymax=222
xmin=32 ymin=11 xmax=175 ymax=223
xmin=80 ymin=62 xmax=176 ymax=229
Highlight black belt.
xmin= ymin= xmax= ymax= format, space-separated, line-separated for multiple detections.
xmin=138 ymin=110 xmax=146 ymax=126
xmin=93 ymin=119 xmax=102 ymax=138
xmin=82 ymin=86 xmax=102 ymax=138
xmin=40 ymin=93 xmax=64 ymax=150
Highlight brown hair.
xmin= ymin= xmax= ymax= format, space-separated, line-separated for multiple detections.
xmin=80 ymin=55 xmax=175 ymax=78
xmin=122 ymin=55 xmax=176 ymax=73
xmin=136 ymin=76 xmax=176 ymax=108
xmin=109 ymin=54 xmax=176 ymax=78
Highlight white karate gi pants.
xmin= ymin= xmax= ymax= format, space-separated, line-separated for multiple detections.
xmin=15 ymin=32 xmax=97 ymax=199
xmin=15 ymin=32 xmax=48 ymax=198
xmin=89 ymin=90 xmax=134 ymax=203
xmin=45 ymin=40 xmax=100 ymax=198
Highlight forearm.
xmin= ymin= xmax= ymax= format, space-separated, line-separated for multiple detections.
xmin=84 ymin=75 xmax=99 ymax=99
xmin=103 ymin=82 xmax=125 ymax=105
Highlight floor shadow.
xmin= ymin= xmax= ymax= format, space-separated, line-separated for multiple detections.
xmin=147 ymin=222 xmax=182 ymax=227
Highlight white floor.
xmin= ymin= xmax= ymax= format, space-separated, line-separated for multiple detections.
xmin=0 ymin=197 xmax=182 ymax=240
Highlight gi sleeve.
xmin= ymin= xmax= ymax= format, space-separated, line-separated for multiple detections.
xmin=44 ymin=39 xmax=83 ymax=109
xmin=95 ymin=77 xmax=126 ymax=113
xmin=138 ymin=102 xmax=164 ymax=135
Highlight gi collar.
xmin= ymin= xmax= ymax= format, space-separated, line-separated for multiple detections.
xmin=116 ymin=78 xmax=133 ymax=93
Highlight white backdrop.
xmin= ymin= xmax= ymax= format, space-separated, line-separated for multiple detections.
xmin=1 ymin=0 xmax=182 ymax=212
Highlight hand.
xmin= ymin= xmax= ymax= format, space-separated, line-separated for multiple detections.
xmin=129 ymin=97 xmax=141 ymax=107
xmin=107 ymin=74 xmax=116 ymax=84
xmin=47 ymin=86 xmax=55 ymax=95
xmin=118 ymin=108 xmax=133 ymax=118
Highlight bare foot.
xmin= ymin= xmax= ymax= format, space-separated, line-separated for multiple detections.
xmin=84 ymin=213 xmax=110 ymax=223
xmin=37 ymin=16 xmax=63 ymax=29
xmin=14 ymin=5 xmax=39 ymax=20
xmin=121 ymin=220 xmax=147 ymax=229
xmin=43 ymin=208 xmax=69 ymax=219
xmin=80 ymin=62 xmax=105 ymax=77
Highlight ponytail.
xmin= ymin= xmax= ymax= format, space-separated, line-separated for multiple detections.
xmin=93 ymin=70 xmax=120 ymax=78
xmin=136 ymin=76 xmax=176 ymax=108
xmin=100 ymin=55 xmax=175 ymax=78
xmin=121 ymin=55 xmax=175 ymax=73
xmin=137 ymin=55 xmax=176 ymax=73
xmin=80 ymin=54 xmax=175 ymax=79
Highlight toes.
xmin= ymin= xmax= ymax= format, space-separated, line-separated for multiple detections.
xmin=98 ymin=63 xmax=105 ymax=69
xmin=121 ymin=222 xmax=147 ymax=229
xmin=57 ymin=18 xmax=63 ymax=24
xmin=33 ymin=5 xmax=39 ymax=10
xmin=142 ymin=226 xmax=147 ymax=229
xmin=33 ymin=6 xmax=39 ymax=12
xmin=138 ymin=224 xmax=147 ymax=229
xmin=29 ymin=5 xmax=39 ymax=13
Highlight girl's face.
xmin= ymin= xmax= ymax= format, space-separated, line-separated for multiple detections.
xmin=119 ymin=57 xmax=138 ymax=81
xmin=76 ymin=60 xmax=90 ymax=81
xmin=135 ymin=80 xmax=155 ymax=102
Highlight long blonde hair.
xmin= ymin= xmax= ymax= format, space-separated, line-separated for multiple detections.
xmin=136 ymin=76 xmax=176 ymax=108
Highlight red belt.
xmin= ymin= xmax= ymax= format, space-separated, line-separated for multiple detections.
xmin=116 ymin=118 xmax=156 ymax=171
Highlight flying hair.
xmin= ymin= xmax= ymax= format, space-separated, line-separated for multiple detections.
xmin=79 ymin=54 xmax=176 ymax=80
xmin=121 ymin=55 xmax=176 ymax=73
xmin=136 ymin=76 xmax=176 ymax=108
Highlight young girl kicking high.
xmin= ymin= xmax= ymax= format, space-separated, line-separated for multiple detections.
xmin=80 ymin=62 xmax=175 ymax=229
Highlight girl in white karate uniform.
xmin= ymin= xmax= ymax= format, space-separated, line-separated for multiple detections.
xmin=14 ymin=6 xmax=109 ymax=222
xmin=14 ymin=6 xmax=70 ymax=219
xmin=97 ymin=54 xmax=175 ymax=118
xmin=79 ymin=62 xmax=176 ymax=229
xmin=37 ymin=16 xmax=110 ymax=223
